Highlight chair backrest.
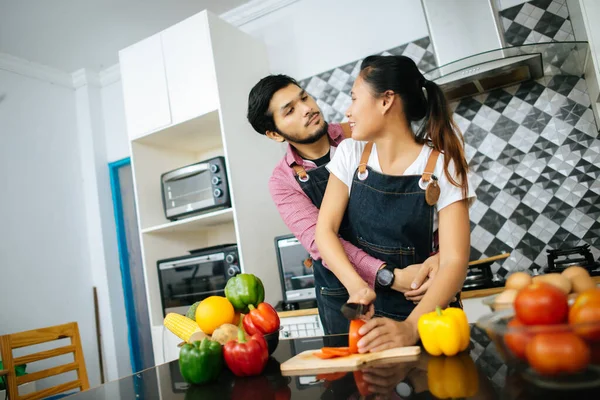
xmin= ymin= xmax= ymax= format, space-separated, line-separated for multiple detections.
xmin=0 ymin=322 xmax=89 ymax=400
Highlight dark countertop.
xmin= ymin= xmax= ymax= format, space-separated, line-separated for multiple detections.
xmin=70 ymin=326 xmax=599 ymax=399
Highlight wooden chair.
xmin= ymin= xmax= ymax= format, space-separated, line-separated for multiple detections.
xmin=0 ymin=322 xmax=89 ymax=400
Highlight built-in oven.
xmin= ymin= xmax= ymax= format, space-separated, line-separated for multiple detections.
xmin=157 ymin=244 xmax=240 ymax=316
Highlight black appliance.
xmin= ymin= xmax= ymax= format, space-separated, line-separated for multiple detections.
xmin=462 ymin=260 xmax=505 ymax=291
xmin=161 ymin=156 xmax=231 ymax=221
xmin=157 ymin=244 xmax=240 ymax=316
xmin=545 ymin=244 xmax=600 ymax=276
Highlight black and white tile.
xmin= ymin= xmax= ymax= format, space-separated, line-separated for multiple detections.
xmin=299 ymin=37 xmax=436 ymax=123
xmin=500 ymin=0 xmax=575 ymax=46
xmin=461 ymin=74 xmax=599 ymax=275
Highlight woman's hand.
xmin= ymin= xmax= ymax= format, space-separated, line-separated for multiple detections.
xmin=347 ymin=285 xmax=376 ymax=320
xmin=391 ymin=254 xmax=440 ymax=299
xmin=360 ymin=363 xmax=417 ymax=396
xmin=357 ymin=318 xmax=419 ymax=353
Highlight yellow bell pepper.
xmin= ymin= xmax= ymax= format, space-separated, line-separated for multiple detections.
xmin=417 ymin=306 xmax=470 ymax=356
xmin=427 ymin=352 xmax=479 ymax=399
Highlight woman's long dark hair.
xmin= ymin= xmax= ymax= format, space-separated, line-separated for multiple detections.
xmin=360 ymin=55 xmax=469 ymax=197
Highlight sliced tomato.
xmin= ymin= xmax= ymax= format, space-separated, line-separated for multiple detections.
xmin=321 ymin=346 xmax=352 ymax=357
xmin=313 ymin=351 xmax=337 ymax=359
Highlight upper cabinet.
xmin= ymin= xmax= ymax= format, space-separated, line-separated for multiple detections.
xmin=119 ymin=12 xmax=219 ymax=140
xmin=119 ymin=33 xmax=172 ymax=140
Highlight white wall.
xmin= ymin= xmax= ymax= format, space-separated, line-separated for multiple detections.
xmin=240 ymin=0 xmax=430 ymax=80
xmin=0 ymin=70 xmax=101 ymax=387
xmin=101 ymin=80 xmax=130 ymax=163
xmin=74 ymin=72 xmax=132 ymax=381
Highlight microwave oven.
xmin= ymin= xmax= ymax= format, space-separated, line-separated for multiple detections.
xmin=161 ymin=156 xmax=231 ymax=221
xmin=157 ymin=244 xmax=240 ymax=316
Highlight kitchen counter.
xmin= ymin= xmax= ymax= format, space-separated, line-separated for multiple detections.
xmin=68 ymin=325 xmax=599 ymax=399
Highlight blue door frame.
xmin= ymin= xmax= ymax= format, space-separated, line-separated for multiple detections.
xmin=108 ymin=157 xmax=142 ymax=373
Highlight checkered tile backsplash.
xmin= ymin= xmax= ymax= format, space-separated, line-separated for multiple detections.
xmin=501 ymin=0 xmax=575 ymax=46
xmin=455 ymin=75 xmax=599 ymax=276
xmin=299 ymin=30 xmax=598 ymax=275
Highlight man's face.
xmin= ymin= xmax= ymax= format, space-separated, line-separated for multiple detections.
xmin=266 ymin=84 xmax=328 ymax=144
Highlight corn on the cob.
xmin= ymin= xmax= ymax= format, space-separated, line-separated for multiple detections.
xmin=164 ymin=313 xmax=202 ymax=342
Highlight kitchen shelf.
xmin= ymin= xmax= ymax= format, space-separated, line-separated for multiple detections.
xmin=133 ymin=109 xmax=222 ymax=153
xmin=141 ymin=208 xmax=234 ymax=234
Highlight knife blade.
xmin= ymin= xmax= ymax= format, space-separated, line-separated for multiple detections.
xmin=340 ymin=302 xmax=369 ymax=320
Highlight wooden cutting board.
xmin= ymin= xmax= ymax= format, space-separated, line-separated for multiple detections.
xmin=280 ymin=346 xmax=421 ymax=375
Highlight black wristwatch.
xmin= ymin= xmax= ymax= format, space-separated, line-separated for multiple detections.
xmin=375 ymin=264 xmax=396 ymax=290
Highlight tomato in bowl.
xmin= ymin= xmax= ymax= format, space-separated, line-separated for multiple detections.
xmin=476 ymin=286 xmax=600 ymax=389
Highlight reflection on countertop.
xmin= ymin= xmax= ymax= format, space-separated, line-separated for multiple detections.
xmin=68 ymin=325 xmax=600 ymax=400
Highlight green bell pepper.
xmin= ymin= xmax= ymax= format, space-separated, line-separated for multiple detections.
xmin=179 ymin=338 xmax=223 ymax=385
xmin=225 ymin=273 xmax=265 ymax=313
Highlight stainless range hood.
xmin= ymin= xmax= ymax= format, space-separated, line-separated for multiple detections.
xmin=421 ymin=0 xmax=545 ymax=101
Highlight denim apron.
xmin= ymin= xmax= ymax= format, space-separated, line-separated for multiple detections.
xmin=293 ymin=161 xmax=350 ymax=335
xmin=344 ymin=143 xmax=461 ymax=321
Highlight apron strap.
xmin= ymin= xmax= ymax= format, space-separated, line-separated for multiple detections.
xmin=422 ymin=149 xmax=440 ymax=182
xmin=340 ymin=122 xmax=352 ymax=138
xmin=292 ymin=164 xmax=309 ymax=182
xmin=358 ymin=142 xmax=374 ymax=174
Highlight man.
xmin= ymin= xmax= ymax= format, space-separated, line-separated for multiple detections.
xmin=247 ymin=74 xmax=439 ymax=335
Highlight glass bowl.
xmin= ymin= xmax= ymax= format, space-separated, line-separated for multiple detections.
xmin=481 ymin=293 xmax=514 ymax=312
xmin=476 ymin=308 xmax=600 ymax=390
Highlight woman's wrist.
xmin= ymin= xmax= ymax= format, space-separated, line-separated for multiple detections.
xmin=391 ymin=268 xmax=411 ymax=293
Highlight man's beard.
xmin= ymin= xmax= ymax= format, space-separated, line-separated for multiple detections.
xmin=276 ymin=121 xmax=329 ymax=145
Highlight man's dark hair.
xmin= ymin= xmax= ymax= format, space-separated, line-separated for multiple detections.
xmin=247 ymin=74 xmax=300 ymax=135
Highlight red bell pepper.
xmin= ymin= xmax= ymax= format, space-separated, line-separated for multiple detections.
xmin=223 ymin=328 xmax=269 ymax=377
xmin=243 ymin=302 xmax=280 ymax=335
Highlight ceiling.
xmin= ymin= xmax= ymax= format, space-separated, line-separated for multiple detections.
xmin=0 ymin=0 xmax=249 ymax=73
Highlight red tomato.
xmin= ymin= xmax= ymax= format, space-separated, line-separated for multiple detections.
xmin=570 ymin=288 xmax=600 ymax=314
xmin=349 ymin=319 xmax=366 ymax=354
xmin=504 ymin=319 xmax=533 ymax=361
xmin=525 ymin=332 xmax=591 ymax=376
xmin=569 ymin=289 xmax=600 ymax=342
xmin=514 ymin=283 xmax=568 ymax=325
xmin=570 ymin=305 xmax=600 ymax=342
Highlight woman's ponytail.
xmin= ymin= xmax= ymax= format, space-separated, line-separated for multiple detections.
xmin=420 ymin=80 xmax=469 ymax=198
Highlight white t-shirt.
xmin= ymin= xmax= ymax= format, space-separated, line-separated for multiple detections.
xmin=326 ymin=139 xmax=476 ymax=232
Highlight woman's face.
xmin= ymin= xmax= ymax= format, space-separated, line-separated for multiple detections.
xmin=346 ymin=75 xmax=385 ymax=141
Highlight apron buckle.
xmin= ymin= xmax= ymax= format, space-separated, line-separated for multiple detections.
xmin=357 ymin=165 xmax=369 ymax=181
xmin=298 ymin=174 xmax=310 ymax=182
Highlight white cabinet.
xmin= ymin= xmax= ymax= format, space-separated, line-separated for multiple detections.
xmin=119 ymin=12 xmax=219 ymax=140
xmin=120 ymin=11 xmax=289 ymax=366
xmin=162 ymin=13 xmax=219 ymax=126
xmin=119 ymin=34 xmax=171 ymax=140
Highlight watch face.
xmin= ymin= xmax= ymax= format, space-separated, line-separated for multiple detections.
xmin=377 ymin=268 xmax=394 ymax=287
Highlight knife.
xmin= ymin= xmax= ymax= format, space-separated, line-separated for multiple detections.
xmin=340 ymin=302 xmax=369 ymax=320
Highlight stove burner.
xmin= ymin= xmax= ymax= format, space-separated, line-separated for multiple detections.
xmin=545 ymin=244 xmax=600 ymax=276
xmin=462 ymin=260 xmax=506 ymax=291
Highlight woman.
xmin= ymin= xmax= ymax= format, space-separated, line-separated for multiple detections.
xmin=315 ymin=55 xmax=475 ymax=353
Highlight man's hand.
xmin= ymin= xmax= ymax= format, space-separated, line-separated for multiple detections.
xmin=356 ymin=318 xmax=419 ymax=353
xmin=391 ymin=254 xmax=440 ymax=300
